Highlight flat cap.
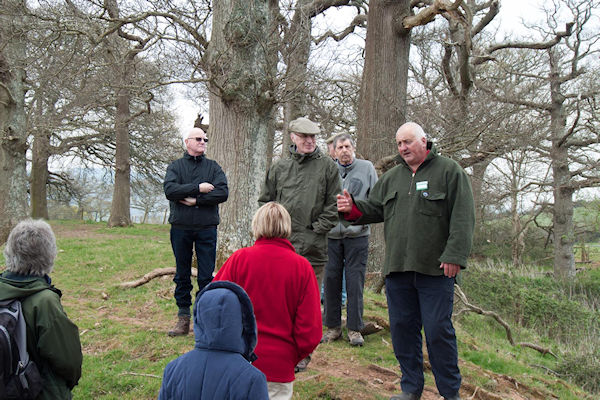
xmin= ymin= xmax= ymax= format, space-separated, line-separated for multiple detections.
xmin=289 ymin=117 xmax=320 ymax=135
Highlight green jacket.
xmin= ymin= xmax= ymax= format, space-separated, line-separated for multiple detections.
xmin=0 ymin=272 xmax=83 ymax=400
xmin=259 ymin=146 xmax=342 ymax=266
xmin=353 ymin=143 xmax=475 ymax=276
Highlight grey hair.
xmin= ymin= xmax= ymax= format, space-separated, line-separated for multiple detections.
xmin=333 ymin=133 xmax=355 ymax=149
xmin=3 ymin=219 xmax=57 ymax=276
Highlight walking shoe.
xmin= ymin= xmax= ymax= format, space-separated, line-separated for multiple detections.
xmin=390 ymin=392 xmax=421 ymax=400
xmin=444 ymin=395 xmax=461 ymax=400
xmin=168 ymin=315 xmax=190 ymax=337
xmin=348 ymin=330 xmax=364 ymax=346
xmin=320 ymin=327 xmax=342 ymax=343
xmin=294 ymin=355 xmax=311 ymax=372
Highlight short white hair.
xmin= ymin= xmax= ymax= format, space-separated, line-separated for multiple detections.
xmin=3 ymin=219 xmax=57 ymax=276
xmin=397 ymin=122 xmax=426 ymax=140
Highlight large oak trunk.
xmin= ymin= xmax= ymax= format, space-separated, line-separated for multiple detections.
xmin=207 ymin=0 xmax=277 ymax=265
xmin=0 ymin=2 xmax=29 ymax=242
xmin=356 ymin=0 xmax=411 ymax=161
xmin=108 ymin=85 xmax=132 ymax=227
xmin=356 ymin=0 xmax=411 ymax=276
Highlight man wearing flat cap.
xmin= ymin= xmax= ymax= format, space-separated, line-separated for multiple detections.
xmin=259 ymin=117 xmax=342 ymax=372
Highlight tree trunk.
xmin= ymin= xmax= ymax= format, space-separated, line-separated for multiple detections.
xmin=207 ymin=0 xmax=277 ymax=265
xmin=356 ymin=0 xmax=411 ymax=274
xmin=108 ymin=73 xmax=133 ymax=227
xmin=548 ymin=50 xmax=575 ymax=278
xmin=280 ymin=0 xmax=313 ymax=159
xmin=30 ymin=128 xmax=50 ymax=219
xmin=470 ymin=161 xmax=489 ymax=234
xmin=0 ymin=2 xmax=29 ymax=243
xmin=356 ymin=0 xmax=411 ymax=161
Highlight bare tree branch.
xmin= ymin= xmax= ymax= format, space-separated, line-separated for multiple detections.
xmin=403 ymin=0 xmax=463 ymax=30
xmin=454 ymin=284 xmax=557 ymax=358
xmin=473 ymin=22 xmax=574 ymax=65
xmin=313 ymin=14 xmax=366 ymax=44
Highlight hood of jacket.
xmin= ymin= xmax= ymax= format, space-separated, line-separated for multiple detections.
xmin=0 ymin=271 xmax=60 ymax=301
xmin=193 ymin=281 xmax=258 ymax=362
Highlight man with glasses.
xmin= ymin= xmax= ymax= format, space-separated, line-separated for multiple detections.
xmin=259 ymin=117 xmax=341 ymax=372
xmin=163 ymin=127 xmax=229 ymax=337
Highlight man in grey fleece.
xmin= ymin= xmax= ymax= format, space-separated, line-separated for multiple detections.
xmin=322 ymin=133 xmax=378 ymax=347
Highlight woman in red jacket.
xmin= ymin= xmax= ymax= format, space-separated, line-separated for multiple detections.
xmin=214 ymin=202 xmax=322 ymax=400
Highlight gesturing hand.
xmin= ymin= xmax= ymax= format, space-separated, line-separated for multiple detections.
xmin=337 ymin=189 xmax=353 ymax=213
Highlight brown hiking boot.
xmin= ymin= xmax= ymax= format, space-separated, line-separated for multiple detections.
xmin=348 ymin=330 xmax=364 ymax=346
xmin=295 ymin=354 xmax=311 ymax=373
xmin=320 ymin=327 xmax=342 ymax=343
xmin=168 ymin=315 xmax=190 ymax=337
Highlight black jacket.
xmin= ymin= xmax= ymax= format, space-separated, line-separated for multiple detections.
xmin=164 ymin=152 xmax=229 ymax=229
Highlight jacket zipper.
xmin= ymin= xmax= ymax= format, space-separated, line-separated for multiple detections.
xmin=408 ymin=172 xmax=416 ymax=195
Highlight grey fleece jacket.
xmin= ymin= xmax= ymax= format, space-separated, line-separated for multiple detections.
xmin=328 ymin=158 xmax=378 ymax=239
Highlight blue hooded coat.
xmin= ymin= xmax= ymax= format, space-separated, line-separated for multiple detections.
xmin=158 ymin=281 xmax=269 ymax=400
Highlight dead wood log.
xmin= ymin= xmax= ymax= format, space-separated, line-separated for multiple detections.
xmin=119 ymin=267 xmax=198 ymax=289
xmin=454 ymin=284 xmax=557 ymax=358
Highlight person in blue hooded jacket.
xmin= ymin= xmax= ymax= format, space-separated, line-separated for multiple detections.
xmin=158 ymin=281 xmax=269 ymax=400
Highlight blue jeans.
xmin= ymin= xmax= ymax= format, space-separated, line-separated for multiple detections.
xmin=170 ymin=226 xmax=217 ymax=316
xmin=385 ymin=272 xmax=460 ymax=398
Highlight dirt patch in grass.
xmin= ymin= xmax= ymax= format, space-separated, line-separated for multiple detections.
xmin=304 ymin=348 xmax=555 ymax=400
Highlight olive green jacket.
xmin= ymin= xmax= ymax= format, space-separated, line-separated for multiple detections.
xmin=259 ymin=146 xmax=342 ymax=266
xmin=0 ymin=272 xmax=83 ymax=400
xmin=353 ymin=143 xmax=475 ymax=276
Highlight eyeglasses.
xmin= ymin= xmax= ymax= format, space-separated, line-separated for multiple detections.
xmin=189 ymin=137 xmax=208 ymax=143
xmin=293 ymin=133 xmax=316 ymax=141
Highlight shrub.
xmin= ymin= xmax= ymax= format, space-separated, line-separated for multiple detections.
xmin=556 ymin=351 xmax=600 ymax=394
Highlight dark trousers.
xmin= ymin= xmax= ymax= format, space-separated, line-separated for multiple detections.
xmin=385 ymin=272 xmax=460 ymax=398
xmin=324 ymin=236 xmax=369 ymax=331
xmin=170 ymin=226 xmax=217 ymax=316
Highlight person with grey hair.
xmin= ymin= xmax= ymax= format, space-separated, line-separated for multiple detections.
xmin=163 ymin=127 xmax=229 ymax=337
xmin=322 ymin=133 xmax=378 ymax=347
xmin=0 ymin=219 xmax=83 ymax=399
xmin=258 ymin=117 xmax=341 ymax=372
xmin=337 ymin=122 xmax=475 ymax=400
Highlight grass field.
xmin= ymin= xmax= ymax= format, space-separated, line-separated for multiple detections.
xmin=1 ymin=220 xmax=596 ymax=399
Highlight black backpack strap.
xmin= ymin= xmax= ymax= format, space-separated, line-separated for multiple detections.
xmin=0 ymin=299 xmax=30 ymax=369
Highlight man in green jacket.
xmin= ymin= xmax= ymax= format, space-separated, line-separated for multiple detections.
xmin=259 ymin=116 xmax=342 ymax=372
xmin=338 ymin=122 xmax=475 ymax=400
xmin=259 ymin=117 xmax=341 ymax=287
xmin=0 ymin=219 xmax=83 ymax=400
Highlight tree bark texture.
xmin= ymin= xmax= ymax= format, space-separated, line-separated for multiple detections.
xmin=108 ymin=83 xmax=133 ymax=227
xmin=207 ymin=0 xmax=277 ymax=265
xmin=356 ymin=0 xmax=411 ymax=273
xmin=280 ymin=0 xmax=313 ymax=159
xmin=30 ymin=128 xmax=50 ymax=219
xmin=356 ymin=0 xmax=411 ymax=162
xmin=548 ymin=49 xmax=575 ymax=278
xmin=0 ymin=0 xmax=29 ymax=243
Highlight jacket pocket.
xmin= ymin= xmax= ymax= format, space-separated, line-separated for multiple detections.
xmin=418 ymin=191 xmax=445 ymax=216
xmin=383 ymin=191 xmax=398 ymax=219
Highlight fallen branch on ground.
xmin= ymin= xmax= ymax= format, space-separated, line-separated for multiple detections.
xmin=454 ymin=284 xmax=557 ymax=358
xmin=119 ymin=267 xmax=198 ymax=288
xmin=119 ymin=372 xmax=161 ymax=379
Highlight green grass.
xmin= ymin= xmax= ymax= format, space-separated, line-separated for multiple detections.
xmin=1 ymin=220 xmax=597 ymax=399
